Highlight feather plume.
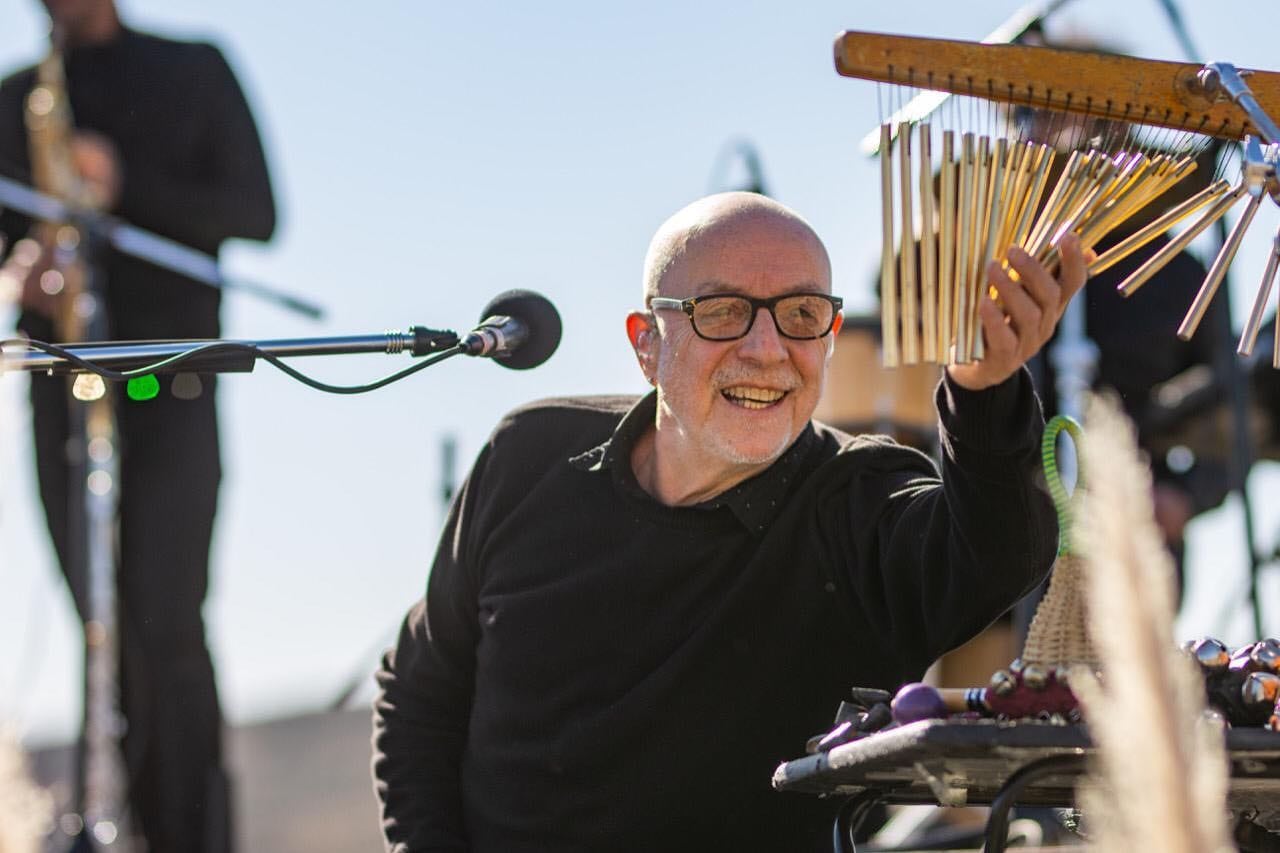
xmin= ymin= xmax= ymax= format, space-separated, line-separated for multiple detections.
xmin=0 ymin=729 xmax=49 ymax=853
xmin=1070 ymin=393 xmax=1233 ymax=853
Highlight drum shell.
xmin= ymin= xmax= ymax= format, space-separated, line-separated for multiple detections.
xmin=815 ymin=316 xmax=941 ymax=453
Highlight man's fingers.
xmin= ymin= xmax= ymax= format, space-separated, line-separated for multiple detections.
xmin=977 ymin=295 xmax=1017 ymax=361
xmin=947 ymin=297 xmax=1019 ymax=391
xmin=1005 ymin=246 xmax=1061 ymax=317
xmin=987 ymin=260 xmax=1042 ymax=341
xmin=955 ymin=232 xmax=1093 ymax=391
xmin=1054 ymin=232 xmax=1089 ymax=306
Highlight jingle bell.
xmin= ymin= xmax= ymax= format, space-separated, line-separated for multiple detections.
xmin=1191 ymin=637 xmax=1231 ymax=671
xmin=1022 ymin=665 xmax=1049 ymax=690
xmin=989 ymin=669 xmax=1016 ymax=696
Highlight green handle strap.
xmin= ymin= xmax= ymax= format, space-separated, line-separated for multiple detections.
xmin=1041 ymin=415 xmax=1083 ymax=556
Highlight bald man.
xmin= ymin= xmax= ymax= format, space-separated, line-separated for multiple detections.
xmin=373 ymin=193 xmax=1088 ymax=852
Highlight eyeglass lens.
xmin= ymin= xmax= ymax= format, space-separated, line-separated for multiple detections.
xmin=693 ymin=295 xmax=834 ymax=340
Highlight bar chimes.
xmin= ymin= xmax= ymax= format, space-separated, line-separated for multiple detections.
xmin=876 ymin=122 xmax=1205 ymax=368
xmin=839 ymin=31 xmax=1280 ymax=369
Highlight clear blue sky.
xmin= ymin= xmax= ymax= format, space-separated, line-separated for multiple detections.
xmin=2 ymin=0 xmax=1278 ymax=744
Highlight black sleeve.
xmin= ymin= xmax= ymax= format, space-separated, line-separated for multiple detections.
xmin=829 ymin=367 xmax=1057 ymax=680
xmin=372 ymin=443 xmax=493 ymax=853
xmin=114 ymin=44 xmax=275 ymax=248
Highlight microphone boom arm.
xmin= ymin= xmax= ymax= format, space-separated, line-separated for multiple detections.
xmin=2 ymin=289 xmax=561 ymax=391
xmin=2 ymin=327 xmax=460 ymax=376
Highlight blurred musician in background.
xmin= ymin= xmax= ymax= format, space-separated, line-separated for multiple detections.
xmin=0 ymin=1 xmax=275 ymax=850
xmin=373 ymin=192 xmax=1088 ymax=851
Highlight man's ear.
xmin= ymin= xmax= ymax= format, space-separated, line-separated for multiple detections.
xmin=626 ymin=311 xmax=658 ymax=384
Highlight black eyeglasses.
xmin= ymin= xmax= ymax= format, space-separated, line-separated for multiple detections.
xmin=648 ymin=293 xmax=843 ymax=341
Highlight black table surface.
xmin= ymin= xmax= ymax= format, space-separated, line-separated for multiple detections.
xmin=773 ymin=718 xmax=1280 ymax=816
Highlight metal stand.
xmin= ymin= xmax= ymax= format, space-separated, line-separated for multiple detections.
xmin=73 ymin=348 xmax=127 ymax=852
xmin=1210 ymin=218 xmax=1267 ymax=639
xmin=53 ymin=231 xmax=130 ymax=852
xmin=1183 ymin=61 xmax=1280 ymax=636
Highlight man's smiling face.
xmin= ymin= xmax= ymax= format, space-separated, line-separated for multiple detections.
xmin=647 ymin=205 xmax=835 ymax=471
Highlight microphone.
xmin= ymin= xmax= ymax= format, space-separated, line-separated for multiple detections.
xmin=462 ymin=289 xmax=562 ymax=370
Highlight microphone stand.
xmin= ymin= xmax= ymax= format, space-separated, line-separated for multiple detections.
xmin=2 ymin=327 xmax=464 ymax=376
xmin=6 ymin=288 xmax=562 ymax=382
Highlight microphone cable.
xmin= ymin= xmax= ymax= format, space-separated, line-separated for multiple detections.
xmin=1 ymin=337 xmax=470 ymax=396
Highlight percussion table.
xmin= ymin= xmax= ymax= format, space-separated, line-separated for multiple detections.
xmin=773 ymin=719 xmax=1280 ymax=852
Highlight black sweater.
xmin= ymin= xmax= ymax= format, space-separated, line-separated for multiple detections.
xmin=373 ymin=371 xmax=1057 ymax=852
xmin=0 ymin=26 xmax=276 ymax=342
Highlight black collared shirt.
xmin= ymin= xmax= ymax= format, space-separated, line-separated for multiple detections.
xmin=568 ymin=392 xmax=818 ymax=535
xmin=375 ymin=372 xmax=1056 ymax=853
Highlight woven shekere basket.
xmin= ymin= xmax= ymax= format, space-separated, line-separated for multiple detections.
xmin=1020 ymin=415 xmax=1099 ymax=672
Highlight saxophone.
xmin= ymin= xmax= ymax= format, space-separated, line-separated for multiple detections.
xmin=22 ymin=33 xmax=92 ymax=339
xmin=23 ymin=32 xmax=134 ymax=853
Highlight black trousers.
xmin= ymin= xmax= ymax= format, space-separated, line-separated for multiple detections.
xmin=31 ymin=373 xmax=230 ymax=853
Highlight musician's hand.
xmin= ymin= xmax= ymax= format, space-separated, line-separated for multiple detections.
xmin=946 ymin=233 xmax=1093 ymax=391
xmin=72 ymin=131 xmax=121 ymax=210
xmin=2 ymin=237 xmax=60 ymax=318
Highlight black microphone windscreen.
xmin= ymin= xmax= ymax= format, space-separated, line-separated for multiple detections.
xmin=476 ymin=289 xmax=562 ymax=370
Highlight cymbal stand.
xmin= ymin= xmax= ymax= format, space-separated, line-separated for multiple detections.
xmin=1186 ymin=64 xmax=1280 ymax=639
